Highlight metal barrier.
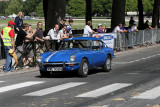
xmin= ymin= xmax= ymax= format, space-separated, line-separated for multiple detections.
xmin=0 ymin=29 xmax=160 ymax=70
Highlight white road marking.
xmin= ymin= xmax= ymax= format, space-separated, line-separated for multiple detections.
xmin=0 ymin=81 xmax=4 ymax=83
xmin=24 ymin=82 xmax=86 ymax=96
xmin=76 ymin=83 xmax=132 ymax=98
xmin=113 ymin=54 xmax=160 ymax=65
xmin=132 ymin=86 xmax=160 ymax=99
xmin=0 ymin=81 xmax=44 ymax=94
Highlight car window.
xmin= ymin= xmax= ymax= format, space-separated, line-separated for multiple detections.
xmin=92 ymin=40 xmax=100 ymax=50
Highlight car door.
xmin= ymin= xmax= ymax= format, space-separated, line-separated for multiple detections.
xmin=92 ymin=40 xmax=106 ymax=67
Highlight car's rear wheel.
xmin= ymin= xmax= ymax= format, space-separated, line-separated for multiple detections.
xmin=103 ymin=55 xmax=111 ymax=72
xmin=78 ymin=59 xmax=89 ymax=77
xmin=40 ymin=70 xmax=51 ymax=77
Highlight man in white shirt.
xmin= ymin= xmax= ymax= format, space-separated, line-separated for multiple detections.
xmin=45 ymin=24 xmax=60 ymax=50
xmin=83 ymin=21 xmax=96 ymax=37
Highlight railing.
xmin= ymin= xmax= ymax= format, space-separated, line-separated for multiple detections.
xmin=0 ymin=29 xmax=160 ymax=69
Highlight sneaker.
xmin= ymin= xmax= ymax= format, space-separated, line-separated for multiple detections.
xmin=24 ymin=66 xmax=29 ymax=69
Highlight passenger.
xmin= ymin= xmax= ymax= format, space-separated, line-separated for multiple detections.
xmin=14 ymin=11 xmax=24 ymax=34
xmin=15 ymin=23 xmax=36 ymax=68
xmin=97 ymin=24 xmax=107 ymax=33
xmin=83 ymin=21 xmax=96 ymax=37
xmin=1 ymin=21 xmax=15 ymax=73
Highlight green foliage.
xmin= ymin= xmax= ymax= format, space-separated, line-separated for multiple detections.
xmin=68 ymin=0 xmax=86 ymax=17
xmin=125 ymin=0 xmax=138 ymax=11
xmin=143 ymin=0 xmax=154 ymax=13
xmin=92 ymin=0 xmax=112 ymax=16
xmin=5 ymin=0 xmax=23 ymax=15
xmin=0 ymin=1 xmax=9 ymax=15
xmin=22 ymin=0 xmax=42 ymax=15
xmin=36 ymin=2 xmax=44 ymax=17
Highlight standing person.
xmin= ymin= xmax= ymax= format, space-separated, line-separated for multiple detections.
xmin=1 ymin=21 xmax=15 ymax=73
xmin=129 ymin=16 xmax=134 ymax=27
xmin=143 ymin=20 xmax=153 ymax=29
xmin=45 ymin=24 xmax=60 ymax=50
xmin=83 ymin=21 xmax=96 ymax=37
xmin=67 ymin=18 xmax=73 ymax=37
xmin=121 ymin=23 xmax=127 ymax=32
xmin=15 ymin=23 xmax=36 ymax=68
xmin=34 ymin=22 xmax=45 ymax=42
xmin=59 ymin=19 xmax=66 ymax=30
xmin=58 ymin=25 xmax=67 ymax=42
xmin=97 ymin=24 xmax=107 ymax=33
xmin=14 ymin=11 xmax=24 ymax=34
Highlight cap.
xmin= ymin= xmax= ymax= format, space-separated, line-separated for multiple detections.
xmin=98 ymin=24 xmax=102 ymax=26
xmin=8 ymin=21 xmax=15 ymax=25
xmin=68 ymin=19 xmax=73 ymax=22
xmin=133 ymin=21 xmax=136 ymax=25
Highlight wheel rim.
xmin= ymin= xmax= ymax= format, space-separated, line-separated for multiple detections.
xmin=106 ymin=58 xmax=111 ymax=69
xmin=83 ymin=62 xmax=88 ymax=75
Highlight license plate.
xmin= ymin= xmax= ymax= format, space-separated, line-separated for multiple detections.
xmin=47 ymin=67 xmax=63 ymax=71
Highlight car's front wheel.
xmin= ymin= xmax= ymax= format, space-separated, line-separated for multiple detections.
xmin=103 ymin=55 xmax=111 ymax=72
xmin=40 ymin=70 xmax=51 ymax=77
xmin=78 ymin=59 xmax=89 ymax=77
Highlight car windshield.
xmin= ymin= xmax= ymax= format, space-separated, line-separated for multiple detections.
xmin=59 ymin=40 xmax=91 ymax=50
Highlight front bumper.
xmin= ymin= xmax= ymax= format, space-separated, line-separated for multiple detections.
xmin=39 ymin=62 xmax=80 ymax=71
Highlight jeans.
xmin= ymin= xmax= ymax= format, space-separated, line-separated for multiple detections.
xmin=4 ymin=46 xmax=14 ymax=72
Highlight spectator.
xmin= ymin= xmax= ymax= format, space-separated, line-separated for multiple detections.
xmin=1 ymin=21 xmax=15 ymax=73
xmin=14 ymin=11 xmax=24 ymax=34
xmin=15 ymin=23 xmax=36 ymax=68
xmin=34 ymin=22 xmax=45 ymax=42
xmin=129 ymin=16 xmax=134 ymax=26
xmin=23 ymin=25 xmax=34 ymax=68
xmin=121 ymin=23 xmax=127 ymax=32
xmin=58 ymin=25 xmax=67 ymax=42
xmin=112 ymin=23 xmax=123 ymax=33
xmin=83 ymin=21 xmax=96 ymax=37
xmin=67 ymin=18 xmax=73 ymax=37
xmin=45 ymin=24 xmax=60 ymax=50
xmin=59 ymin=18 xmax=66 ymax=30
xmin=131 ymin=21 xmax=138 ymax=32
xmin=97 ymin=24 xmax=107 ymax=33
xmin=143 ymin=20 xmax=153 ymax=29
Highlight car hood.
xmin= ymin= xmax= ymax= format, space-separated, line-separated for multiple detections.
xmin=41 ymin=49 xmax=85 ymax=62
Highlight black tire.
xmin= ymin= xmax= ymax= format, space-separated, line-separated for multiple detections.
xmin=78 ymin=59 xmax=89 ymax=77
xmin=40 ymin=70 xmax=50 ymax=77
xmin=103 ymin=55 xmax=111 ymax=72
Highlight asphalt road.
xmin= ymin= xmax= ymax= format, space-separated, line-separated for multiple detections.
xmin=0 ymin=45 xmax=160 ymax=107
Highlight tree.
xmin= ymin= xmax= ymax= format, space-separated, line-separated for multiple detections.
xmin=36 ymin=1 xmax=44 ymax=17
xmin=43 ymin=0 xmax=66 ymax=30
xmin=152 ymin=0 xmax=160 ymax=28
xmin=0 ymin=1 xmax=9 ymax=15
xmin=5 ymin=0 xmax=23 ymax=15
xmin=23 ymin=0 xmax=42 ymax=15
xmin=68 ymin=0 xmax=85 ymax=17
xmin=86 ymin=0 xmax=92 ymax=24
xmin=138 ymin=0 xmax=144 ymax=30
xmin=125 ymin=0 xmax=138 ymax=12
xmin=111 ymin=0 xmax=126 ymax=30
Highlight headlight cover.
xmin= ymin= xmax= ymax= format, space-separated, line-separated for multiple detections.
xmin=37 ymin=56 xmax=43 ymax=63
xmin=70 ymin=55 xmax=76 ymax=61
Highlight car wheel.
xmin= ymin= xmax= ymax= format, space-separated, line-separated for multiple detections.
xmin=40 ymin=70 xmax=50 ymax=77
xmin=103 ymin=55 xmax=111 ymax=72
xmin=78 ymin=59 xmax=89 ymax=77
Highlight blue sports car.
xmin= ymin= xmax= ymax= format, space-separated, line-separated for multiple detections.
xmin=37 ymin=37 xmax=114 ymax=77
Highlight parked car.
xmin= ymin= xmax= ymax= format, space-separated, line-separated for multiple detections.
xmin=37 ymin=37 xmax=114 ymax=77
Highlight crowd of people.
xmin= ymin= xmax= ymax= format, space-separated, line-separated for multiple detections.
xmin=0 ymin=11 xmax=155 ymax=73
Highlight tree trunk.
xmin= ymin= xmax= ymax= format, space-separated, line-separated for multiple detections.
xmin=111 ymin=0 xmax=126 ymax=30
xmin=152 ymin=0 xmax=160 ymax=28
xmin=137 ymin=0 xmax=144 ymax=30
xmin=43 ymin=0 xmax=66 ymax=30
xmin=86 ymin=0 xmax=92 ymax=25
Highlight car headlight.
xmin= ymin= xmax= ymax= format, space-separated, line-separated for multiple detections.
xmin=37 ymin=56 xmax=43 ymax=63
xmin=70 ymin=55 xmax=76 ymax=61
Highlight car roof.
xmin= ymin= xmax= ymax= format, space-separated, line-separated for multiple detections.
xmin=64 ymin=37 xmax=100 ymax=41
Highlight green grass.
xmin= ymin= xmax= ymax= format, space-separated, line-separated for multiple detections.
xmin=0 ymin=19 xmax=130 ymax=31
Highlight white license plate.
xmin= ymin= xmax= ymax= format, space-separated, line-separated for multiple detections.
xmin=47 ymin=67 xmax=63 ymax=71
